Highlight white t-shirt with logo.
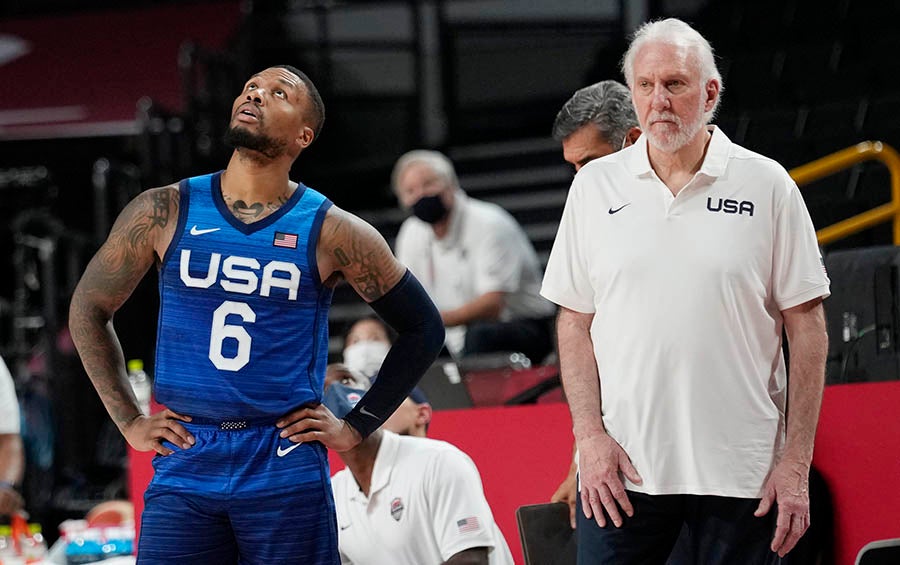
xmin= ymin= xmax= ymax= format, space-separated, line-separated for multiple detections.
xmin=541 ymin=127 xmax=830 ymax=498
xmin=0 ymin=356 xmax=20 ymax=434
xmin=396 ymin=191 xmax=556 ymax=355
xmin=331 ymin=431 xmax=514 ymax=564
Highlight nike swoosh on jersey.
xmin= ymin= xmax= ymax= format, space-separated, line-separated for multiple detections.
xmin=190 ymin=225 xmax=221 ymax=236
xmin=608 ymin=203 xmax=631 ymax=214
xmin=276 ymin=442 xmax=303 ymax=457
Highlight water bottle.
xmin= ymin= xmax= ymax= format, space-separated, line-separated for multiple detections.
xmin=21 ymin=524 xmax=47 ymax=564
xmin=100 ymin=526 xmax=134 ymax=558
xmin=0 ymin=525 xmax=24 ymax=565
xmin=127 ymin=359 xmax=152 ymax=416
xmin=65 ymin=528 xmax=104 ymax=565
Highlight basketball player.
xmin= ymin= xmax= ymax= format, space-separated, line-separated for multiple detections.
xmin=69 ymin=65 xmax=445 ymax=564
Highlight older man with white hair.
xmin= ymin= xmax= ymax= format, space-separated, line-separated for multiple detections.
xmin=541 ymin=18 xmax=830 ymax=564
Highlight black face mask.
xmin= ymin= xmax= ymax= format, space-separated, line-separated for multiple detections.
xmin=411 ymin=194 xmax=449 ymax=224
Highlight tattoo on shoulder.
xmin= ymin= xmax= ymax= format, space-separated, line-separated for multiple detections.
xmin=123 ymin=188 xmax=175 ymax=250
xmin=149 ymin=190 xmax=172 ymax=228
xmin=334 ymin=247 xmax=351 ymax=267
xmin=327 ymin=212 xmax=397 ymax=301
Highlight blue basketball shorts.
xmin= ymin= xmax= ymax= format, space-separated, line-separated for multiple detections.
xmin=137 ymin=419 xmax=339 ymax=565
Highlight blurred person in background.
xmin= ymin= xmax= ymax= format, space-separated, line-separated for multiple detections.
xmin=381 ymin=386 xmax=431 ymax=438
xmin=392 ymin=150 xmax=556 ymax=365
xmin=324 ymin=363 xmax=371 ymax=391
xmin=0 ymin=355 xmax=25 ymax=516
xmin=342 ymin=316 xmax=393 ymax=381
xmin=324 ymin=383 xmax=512 ymax=565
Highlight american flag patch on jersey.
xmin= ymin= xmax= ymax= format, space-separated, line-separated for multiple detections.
xmin=273 ymin=232 xmax=298 ymax=249
xmin=457 ymin=517 xmax=480 ymax=533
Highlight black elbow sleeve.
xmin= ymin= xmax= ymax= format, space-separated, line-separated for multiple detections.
xmin=343 ymin=270 xmax=444 ymax=437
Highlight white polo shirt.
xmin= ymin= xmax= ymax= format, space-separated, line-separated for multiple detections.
xmin=396 ymin=191 xmax=555 ymax=355
xmin=331 ymin=431 xmax=514 ymax=565
xmin=0 ymin=357 xmax=20 ymax=434
xmin=541 ymin=127 xmax=830 ymax=498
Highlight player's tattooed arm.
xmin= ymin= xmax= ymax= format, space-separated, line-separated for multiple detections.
xmin=69 ymin=186 xmax=179 ymax=431
xmin=319 ymin=206 xmax=406 ymax=302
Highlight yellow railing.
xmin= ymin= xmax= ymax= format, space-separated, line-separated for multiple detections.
xmin=789 ymin=141 xmax=900 ymax=245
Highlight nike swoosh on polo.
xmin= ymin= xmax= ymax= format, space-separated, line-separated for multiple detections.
xmin=276 ymin=442 xmax=303 ymax=457
xmin=608 ymin=203 xmax=631 ymax=214
xmin=190 ymin=225 xmax=221 ymax=236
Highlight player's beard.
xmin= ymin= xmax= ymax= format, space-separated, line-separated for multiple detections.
xmin=224 ymin=125 xmax=288 ymax=160
xmin=644 ymin=96 xmax=708 ymax=153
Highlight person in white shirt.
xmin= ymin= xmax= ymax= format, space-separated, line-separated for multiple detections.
xmin=541 ymin=18 xmax=829 ymax=564
xmin=392 ymin=150 xmax=556 ymax=364
xmin=325 ymin=383 xmax=513 ymax=565
xmin=0 ymin=356 xmax=25 ymax=516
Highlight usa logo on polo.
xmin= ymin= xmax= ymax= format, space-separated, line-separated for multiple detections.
xmin=390 ymin=497 xmax=404 ymax=521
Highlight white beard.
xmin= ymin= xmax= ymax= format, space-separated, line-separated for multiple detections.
xmin=644 ymin=100 xmax=708 ymax=153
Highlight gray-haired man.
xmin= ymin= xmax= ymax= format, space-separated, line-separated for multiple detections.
xmin=542 ymin=18 xmax=828 ymax=564
xmin=552 ymin=80 xmax=642 ymax=173
xmin=549 ymin=80 xmax=641 ymax=528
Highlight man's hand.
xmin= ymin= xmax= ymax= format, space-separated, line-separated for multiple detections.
xmin=754 ymin=459 xmax=811 ymax=557
xmin=0 ymin=484 xmax=23 ymax=516
xmin=550 ymin=459 xmax=578 ymax=528
xmin=122 ymin=409 xmax=194 ymax=455
xmin=276 ymin=405 xmax=363 ymax=452
xmin=578 ymin=433 xmax=642 ymax=528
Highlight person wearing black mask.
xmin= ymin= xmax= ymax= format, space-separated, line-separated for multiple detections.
xmin=391 ymin=150 xmax=556 ymax=364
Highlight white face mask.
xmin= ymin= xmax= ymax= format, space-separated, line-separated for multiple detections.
xmin=343 ymin=340 xmax=391 ymax=379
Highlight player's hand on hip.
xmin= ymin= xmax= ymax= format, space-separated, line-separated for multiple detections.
xmin=578 ymin=433 xmax=642 ymax=528
xmin=122 ymin=409 xmax=194 ymax=455
xmin=550 ymin=465 xmax=578 ymax=529
xmin=276 ymin=405 xmax=362 ymax=452
xmin=754 ymin=459 xmax=811 ymax=557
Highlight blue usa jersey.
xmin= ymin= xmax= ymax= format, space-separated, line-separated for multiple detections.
xmin=154 ymin=171 xmax=333 ymax=419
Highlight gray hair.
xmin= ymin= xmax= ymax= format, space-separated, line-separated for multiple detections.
xmin=390 ymin=150 xmax=460 ymax=196
xmin=621 ymin=18 xmax=723 ymax=119
xmin=552 ymin=80 xmax=638 ymax=144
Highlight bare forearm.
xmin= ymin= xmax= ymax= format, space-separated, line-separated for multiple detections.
xmin=441 ymin=291 xmax=505 ymax=327
xmin=782 ymin=300 xmax=828 ymax=466
xmin=0 ymin=434 xmax=24 ymax=485
xmin=69 ymin=298 xmax=141 ymax=432
xmin=557 ymin=308 xmax=604 ymax=441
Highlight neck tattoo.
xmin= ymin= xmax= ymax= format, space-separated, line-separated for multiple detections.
xmin=223 ymin=192 xmax=291 ymax=223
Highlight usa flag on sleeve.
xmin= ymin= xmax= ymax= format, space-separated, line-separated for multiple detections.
xmin=274 ymin=232 xmax=298 ymax=249
xmin=457 ymin=517 xmax=480 ymax=533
